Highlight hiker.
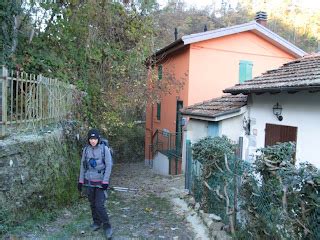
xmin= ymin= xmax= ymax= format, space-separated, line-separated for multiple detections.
xmin=78 ymin=129 xmax=113 ymax=239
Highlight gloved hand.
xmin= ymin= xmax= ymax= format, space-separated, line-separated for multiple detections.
xmin=101 ymin=183 xmax=109 ymax=190
xmin=78 ymin=182 xmax=83 ymax=192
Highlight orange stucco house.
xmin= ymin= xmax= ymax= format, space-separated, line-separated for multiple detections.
xmin=145 ymin=19 xmax=306 ymax=175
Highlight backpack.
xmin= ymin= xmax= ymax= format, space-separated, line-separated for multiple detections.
xmin=83 ymin=138 xmax=114 ymax=169
xmin=100 ymin=138 xmax=114 ymax=163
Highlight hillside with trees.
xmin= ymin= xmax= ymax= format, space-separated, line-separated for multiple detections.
xmin=1 ymin=0 xmax=319 ymax=161
xmin=153 ymin=0 xmax=319 ymax=53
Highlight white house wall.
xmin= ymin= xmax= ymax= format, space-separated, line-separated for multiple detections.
xmin=185 ymin=119 xmax=209 ymax=143
xmin=220 ymin=115 xmax=244 ymax=143
xmin=247 ymin=91 xmax=320 ymax=168
xmin=182 ymin=119 xmax=208 ymax=173
xmin=182 ymin=115 xmax=246 ymax=172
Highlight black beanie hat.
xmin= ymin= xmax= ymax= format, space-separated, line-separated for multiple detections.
xmin=87 ymin=129 xmax=100 ymax=143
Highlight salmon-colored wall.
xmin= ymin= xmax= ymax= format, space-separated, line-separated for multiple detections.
xmin=145 ymin=30 xmax=298 ymax=161
xmin=188 ymin=31 xmax=296 ymax=105
xmin=145 ymin=47 xmax=190 ymax=160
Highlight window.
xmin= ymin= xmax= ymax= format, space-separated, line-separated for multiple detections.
xmin=156 ymin=102 xmax=161 ymax=120
xmin=265 ymin=124 xmax=297 ymax=147
xmin=208 ymin=122 xmax=219 ymax=137
xmin=265 ymin=123 xmax=297 ymax=160
xmin=158 ymin=65 xmax=163 ymax=80
xmin=239 ymin=60 xmax=253 ymax=83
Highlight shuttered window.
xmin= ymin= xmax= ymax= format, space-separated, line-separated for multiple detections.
xmin=239 ymin=60 xmax=253 ymax=83
xmin=265 ymin=124 xmax=297 ymax=146
xmin=265 ymin=123 xmax=298 ymax=159
xmin=156 ymin=102 xmax=161 ymax=120
xmin=208 ymin=122 xmax=219 ymax=137
xmin=158 ymin=65 xmax=163 ymax=80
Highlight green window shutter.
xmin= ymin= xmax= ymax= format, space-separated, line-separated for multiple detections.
xmin=239 ymin=60 xmax=253 ymax=83
xmin=158 ymin=65 xmax=162 ymax=80
xmin=208 ymin=122 xmax=219 ymax=137
xmin=156 ymin=103 xmax=161 ymax=120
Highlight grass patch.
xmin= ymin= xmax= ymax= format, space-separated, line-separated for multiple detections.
xmin=2 ymin=193 xmax=122 ymax=239
xmin=1 ymin=208 xmax=60 ymax=237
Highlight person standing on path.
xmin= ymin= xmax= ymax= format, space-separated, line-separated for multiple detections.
xmin=77 ymin=129 xmax=113 ymax=239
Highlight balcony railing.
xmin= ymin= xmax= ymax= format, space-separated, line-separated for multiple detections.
xmin=151 ymin=129 xmax=182 ymax=158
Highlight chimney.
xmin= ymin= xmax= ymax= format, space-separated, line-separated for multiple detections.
xmin=255 ymin=11 xmax=267 ymax=27
xmin=174 ymin=28 xmax=178 ymax=41
xmin=204 ymin=25 xmax=208 ymax=32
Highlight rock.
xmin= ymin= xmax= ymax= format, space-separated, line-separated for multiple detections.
xmin=221 ymin=224 xmax=231 ymax=233
xmin=201 ymin=212 xmax=213 ymax=229
xmin=194 ymin=202 xmax=200 ymax=211
xmin=209 ymin=221 xmax=224 ymax=232
xmin=213 ymin=231 xmax=232 ymax=240
xmin=187 ymin=197 xmax=196 ymax=207
xmin=173 ymin=236 xmax=179 ymax=240
xmin=20 ymin=174 xmax=25 ymax=184
xmin=209 ymin=213 xmax=222 ymax=222
xmin=63 ymin=209 xmax=72 ymax=218
xmin=206 ymin=219 xmax=214 ymax=229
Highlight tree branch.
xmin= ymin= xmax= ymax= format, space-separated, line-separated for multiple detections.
xmin=11 ymin=15 xmax=19 ymax=54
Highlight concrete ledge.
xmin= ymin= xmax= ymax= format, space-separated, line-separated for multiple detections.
xmin=152 ymin=152 xmax=169 ymax=175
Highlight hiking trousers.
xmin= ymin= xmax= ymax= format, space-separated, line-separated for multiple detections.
xmin=86 ymin=187 xmax=111 ymax=229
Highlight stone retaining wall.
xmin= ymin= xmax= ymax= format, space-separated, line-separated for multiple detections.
xmin=0 ymin=125 xmax=83 ymax=221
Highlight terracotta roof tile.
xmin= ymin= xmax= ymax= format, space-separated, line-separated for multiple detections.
xmin=224 ymin=54 xmax=320 ymax=94
xmin=181 ymin=94 xmax=247 ymax=118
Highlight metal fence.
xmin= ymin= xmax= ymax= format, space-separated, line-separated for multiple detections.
xmin=150 ymin=129 xmax=182 ymax=174
xmin=151 ymin=129 xmax=182 ymax=157
xmin=0 ymin=66 xmax=76 ymax=136
xmin=188 ymin=140 xmax=320 ymax=239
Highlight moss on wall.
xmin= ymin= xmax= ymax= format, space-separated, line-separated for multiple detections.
xmin=0 ymin=122 xmax=85 ymax=234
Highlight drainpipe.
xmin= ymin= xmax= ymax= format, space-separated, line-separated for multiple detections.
xmin=150 ymin=102 xmax=154 ymax=164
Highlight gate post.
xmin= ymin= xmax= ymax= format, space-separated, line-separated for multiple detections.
xmin=185 ymin=140 xmax=192 ymax=192
xmin=0 ymin=66 xmax=8 ymax=137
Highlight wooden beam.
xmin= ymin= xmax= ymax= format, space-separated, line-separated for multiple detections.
xmin=288 ymin=91 xmax=298 ymax=94
xmin=270 ymin=91 xmax=281 ymax=95
xmin=309 ymin=90 xmax=320 ymax=93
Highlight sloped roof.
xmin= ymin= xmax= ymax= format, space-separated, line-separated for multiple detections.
xmin=181 ymin=94 xmax=247 ymax=119
xmin=151 ymin=21 xmax=306 ymax=63
xmin=224 ymin=54 xmax=320 ymax=95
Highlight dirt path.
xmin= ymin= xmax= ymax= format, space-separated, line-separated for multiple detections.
xmin=4 ymin=162 xmax=210 ymax=239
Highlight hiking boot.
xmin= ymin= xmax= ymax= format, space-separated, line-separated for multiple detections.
xmin=105 ymin=226 xmax=113 ymax=239
xmin=90 ymin=223 xmax=101 ymax=231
